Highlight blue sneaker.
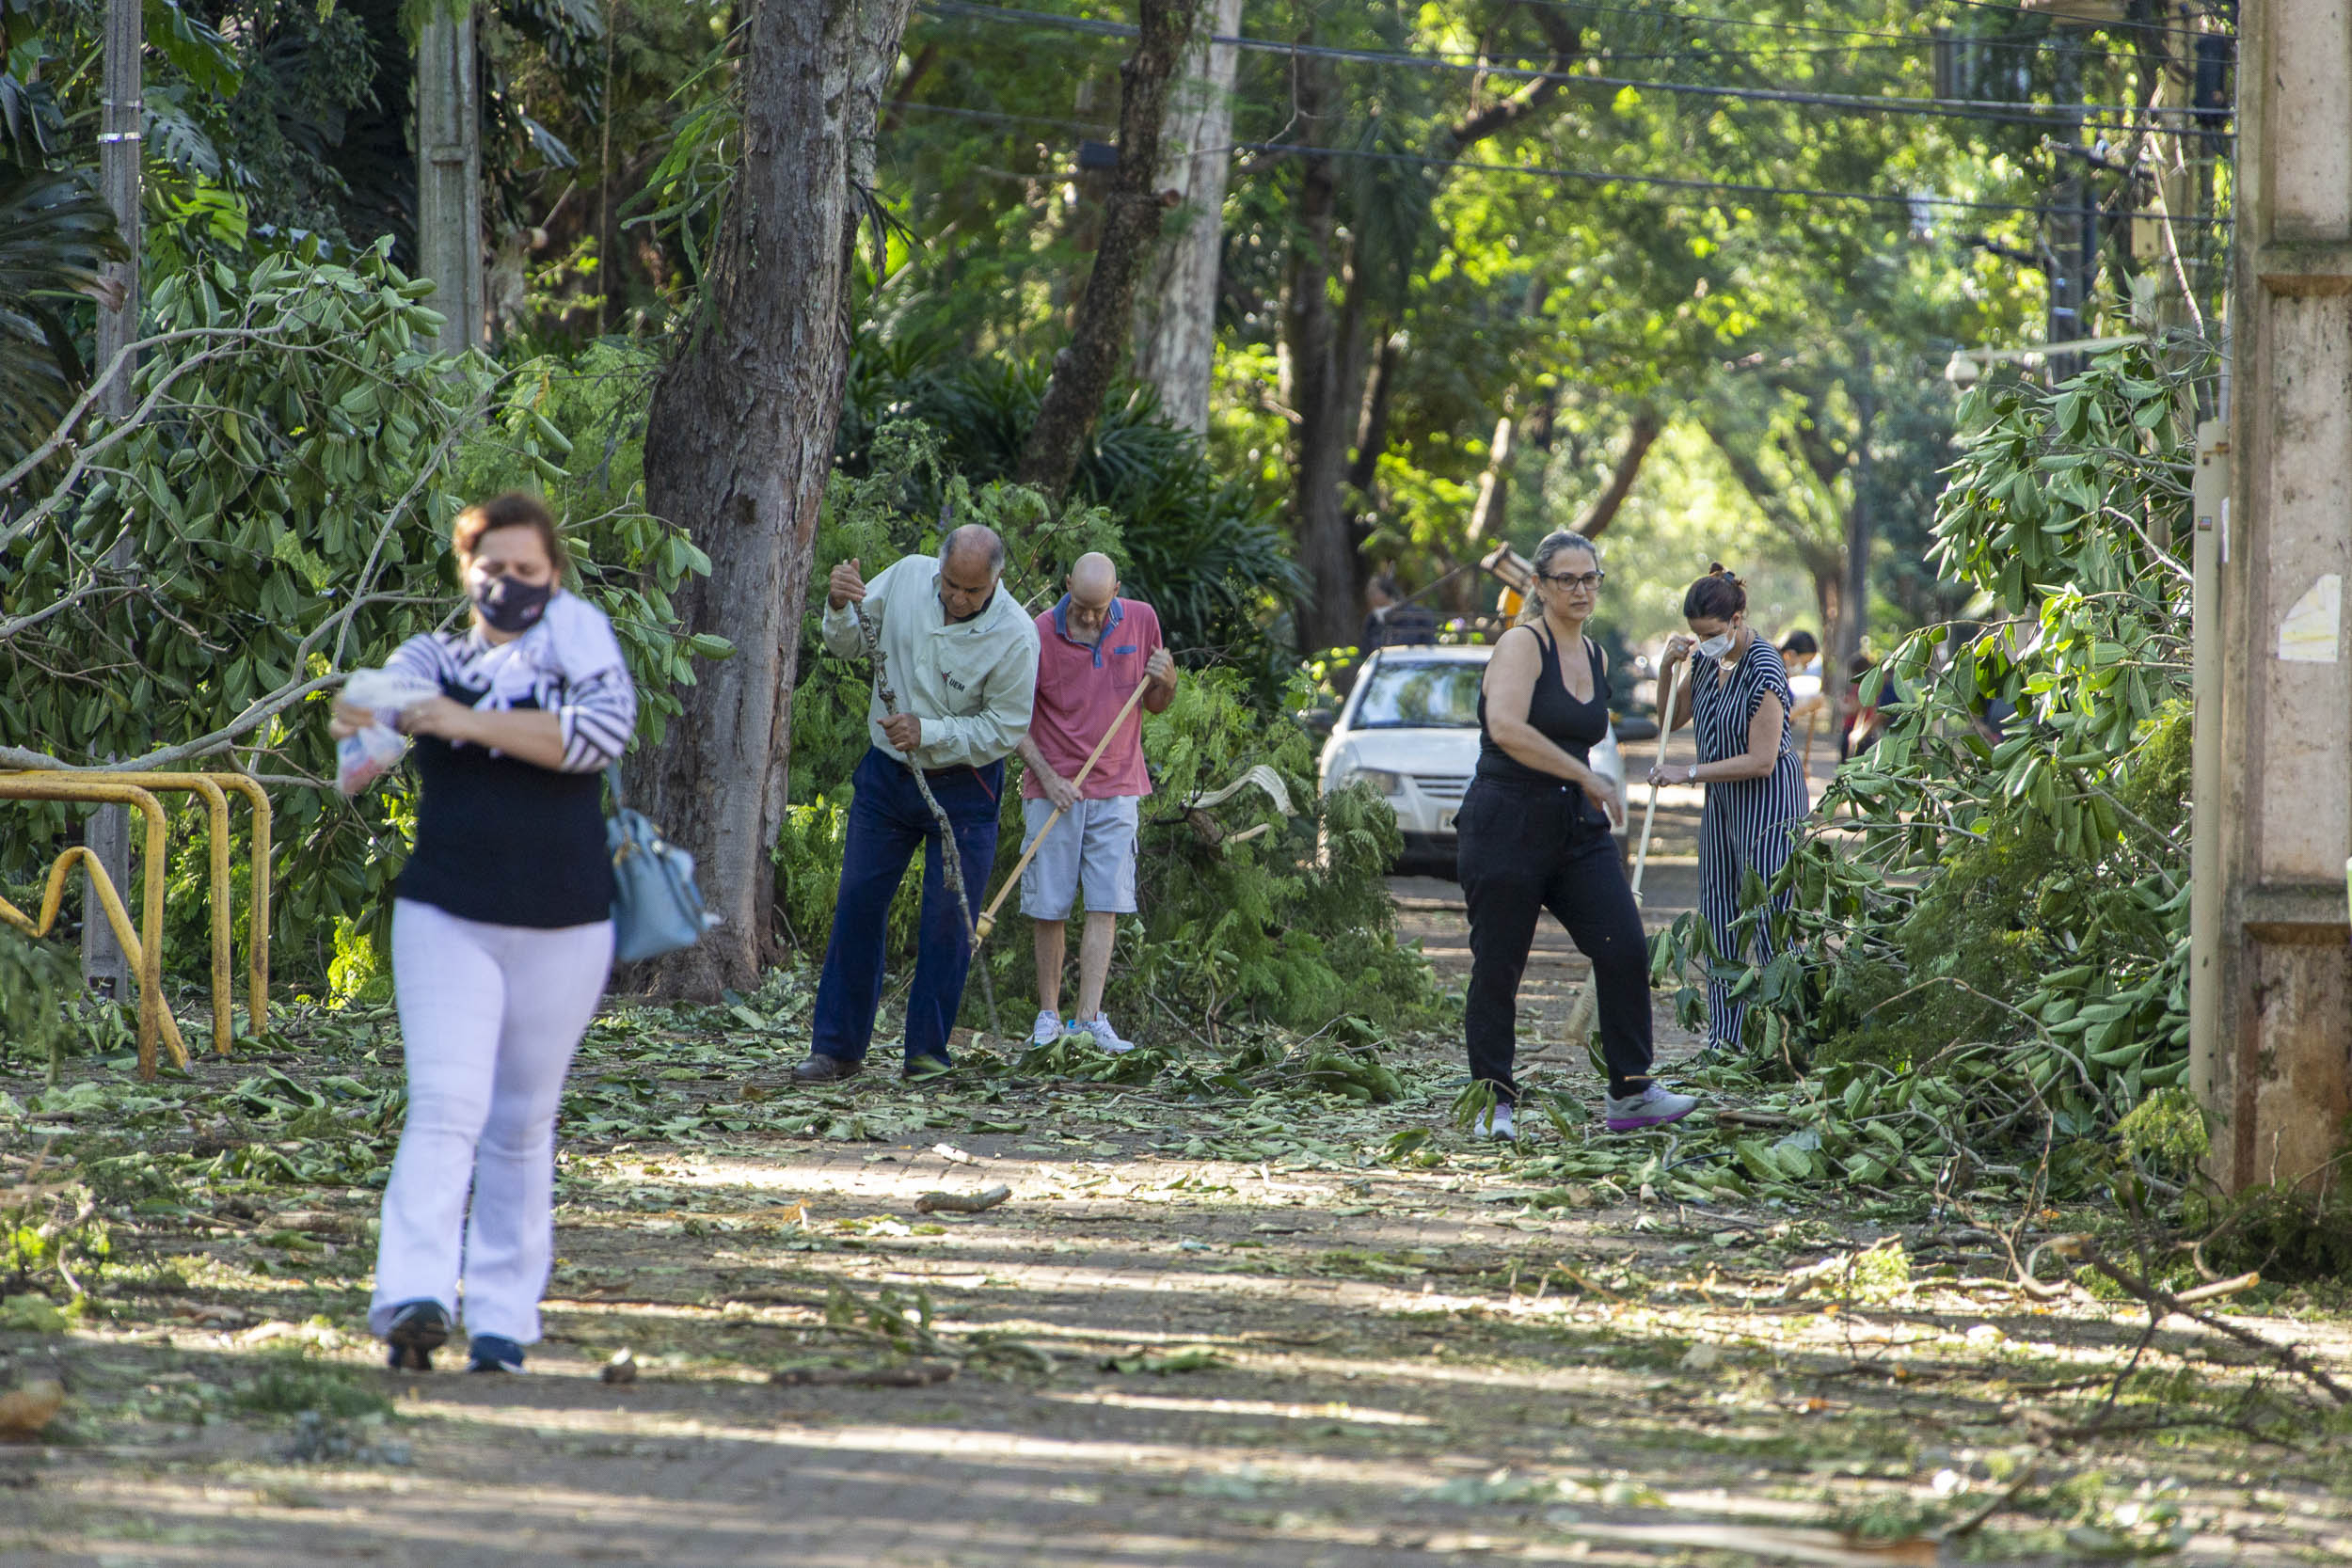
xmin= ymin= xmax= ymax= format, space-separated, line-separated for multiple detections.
xmin=467 ymin=1333 xmax=526 ymax=1373
xmin=384 ymin=1298 xmax=449 ymax=1371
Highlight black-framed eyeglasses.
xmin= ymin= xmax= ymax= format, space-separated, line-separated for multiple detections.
xmin=1538 ymin=570 xmax=1605 ymax=591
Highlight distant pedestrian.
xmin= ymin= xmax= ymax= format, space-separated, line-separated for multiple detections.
xmin=1455 ymin=531 xmax=1696 ymax=1139
xmin=1651 ymin=565 xmax=1811 ymax=1057
xmin=335 ymin=492 xmax=639 ymax=1375
xmin=794 ymin=527 xmax=1041 ymax=1085
xmin=1361 ymin=574 xmax=1438 ymax=651
xmin=1015 ymin=553 xmax=1180 ymax=1054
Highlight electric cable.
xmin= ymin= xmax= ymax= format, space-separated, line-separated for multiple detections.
xmin=1513 ymin=0 xmax=2230 ymax=58
xmin=917 ymin=1 xmax=2233 ymax=137
xmin=884 ymin=100 xmax=2231 ymax=228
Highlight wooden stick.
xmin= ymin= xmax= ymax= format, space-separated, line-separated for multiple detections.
xmin=976 ymin=676 xmax=1154 ymax=941
xmin=1630 ymin=658 xmax=1686 ymax=903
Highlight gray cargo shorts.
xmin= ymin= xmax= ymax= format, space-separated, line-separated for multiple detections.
xmin=1018 ymin=795 xmax=1140 ymax=919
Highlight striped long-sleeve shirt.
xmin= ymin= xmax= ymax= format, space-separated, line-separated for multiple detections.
xmin=382 ymin=594 xmax=637 ymax=773
xmin=384 ymin=591 xmax=639 ymax=928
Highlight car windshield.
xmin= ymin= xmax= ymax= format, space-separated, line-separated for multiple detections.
xmin=1352 ymin=660 xmax=1485 ymax=729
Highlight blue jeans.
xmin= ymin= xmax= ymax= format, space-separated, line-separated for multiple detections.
xmin=811 ymin=747 xmax=1002 ymax=1066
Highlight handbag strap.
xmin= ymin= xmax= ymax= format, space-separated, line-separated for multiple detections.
xmin=606 ymin=761 xmax=626 ymax=813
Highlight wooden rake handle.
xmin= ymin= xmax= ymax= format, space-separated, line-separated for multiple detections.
xmin=1629 ymin=657 xmax=1686 ymax=905
xmin=976 ymin=675 xmax=1155 ymax=942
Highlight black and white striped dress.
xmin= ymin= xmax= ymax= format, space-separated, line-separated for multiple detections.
xmin=1690 ymin=637 xmax=1810 ymax=1050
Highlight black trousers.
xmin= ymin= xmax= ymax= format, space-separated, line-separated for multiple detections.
xmin=1455 ymin=777 xmax=1655 ymax=1103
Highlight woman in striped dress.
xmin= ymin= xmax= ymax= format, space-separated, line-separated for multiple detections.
xmin=1650 ymin=566 xmax=1811 ymax=1055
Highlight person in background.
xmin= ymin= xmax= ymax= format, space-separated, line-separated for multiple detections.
xmin=1361 ymin=574 xmax=1438 ymax=651
xmin=794 ymin=526 xmax=1041 ymax=1085
xmin=1455 ymin=531 xmax=1697 ymax=1139
xmin=1016 ymin=553 xmax=1180 ymax=1054
xmin=1778 ymin=630 xmax=1826 ymax=766
xmin=1652 ymin=564 xmax=1811 ymax=1058
xmin=1841 ymin=652 xmax=1904 ymax=759
xmin=334 ymin=492 xmax=638 ymax=1375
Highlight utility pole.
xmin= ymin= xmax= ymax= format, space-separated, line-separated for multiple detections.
xmin=1835 ymin=345 xmax=1875 ymax=720
xmin=83 ymin=0 xmax=142 ymax=998
xmin=2191 ymin=0 xmax=2352 ymax=1196
xmin=416 ymin=4 xmax=485 ymax=357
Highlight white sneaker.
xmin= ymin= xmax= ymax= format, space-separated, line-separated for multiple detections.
xmin=1079 ymin=1012 xmax=1135 ymax=1054
xmin=1029 ymin=1008 xmax=1065 ymax=1048
xmin=1472 ymin=1101 xmax=1516 ymax=1140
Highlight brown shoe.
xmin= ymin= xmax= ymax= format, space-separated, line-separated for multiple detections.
xmin=791 ymin=1053 xmax=863 ymax=1085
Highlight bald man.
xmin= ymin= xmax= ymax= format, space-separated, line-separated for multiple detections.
xmin=1015 ymin=553 xmax=1177 ymax=1053
xmin=799 ymin=527 xmax=1041 ymax=1083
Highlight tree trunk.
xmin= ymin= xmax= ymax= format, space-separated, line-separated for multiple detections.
xmin=84 ymin=0 xmax=142 ymax=997
xmin=1281 ymin=50 xmax=1370 ymax=651
xmin=1287 ymin=9 xmax=1586 ymax=648
xmin=1574 ymin=404 xmax=1662 ymax=540
xmin=1131 ymin=0 xmax=1240 ymax=435
xmin=1463 ymin=416 xmax=1515 ymax=547
xmin=1017 ymin=0 xmax=1203 ymax=496
xmin=640 ymin=0 xmax=915 ymax=1000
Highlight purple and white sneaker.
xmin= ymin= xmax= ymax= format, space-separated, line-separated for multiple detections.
xmin=1605 ymin=1085 xmax=1697 ymax=1132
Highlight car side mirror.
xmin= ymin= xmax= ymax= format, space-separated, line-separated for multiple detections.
xmin=1299 ymin=708 xmax=1336 ymax=737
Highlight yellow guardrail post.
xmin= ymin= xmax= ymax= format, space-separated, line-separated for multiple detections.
xmin=0 ymin=778 xmax=184 ymax=1078
xmin=17 ymin=771 xmax=272 ymax=1045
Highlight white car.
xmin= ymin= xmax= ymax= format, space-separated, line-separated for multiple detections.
xmin=1314 ymin=643 xmax=1629 ymax=870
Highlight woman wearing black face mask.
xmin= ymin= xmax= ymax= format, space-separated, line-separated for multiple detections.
xmin=1650 ymin=564 xmax=1810 ymax=1058
xmin=329 ymin=493 xmax=637 ymax=1375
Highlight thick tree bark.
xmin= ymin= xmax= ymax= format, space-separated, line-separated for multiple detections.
xmin=1131 ymin=0 xmax=1241 ymax=434
xmin=1573 ymin=404 xmax=1663 ymax=541
xmin=640 ymin=0 xmax=914 ymax=999
xmin=1017 ymin=0 xmax=1204 ymax=496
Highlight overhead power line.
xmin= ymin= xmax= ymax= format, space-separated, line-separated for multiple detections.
xmin=884 ymin=101 xmax=2230 ymax=228
xmin=917 ymin=1 xmax=2233 ymax=138
xmin=1515 ymin=0 xmax=2231 ymax=58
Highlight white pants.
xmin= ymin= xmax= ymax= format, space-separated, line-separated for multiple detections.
xmin=369 ymin=899 xmax=612 ymax=1344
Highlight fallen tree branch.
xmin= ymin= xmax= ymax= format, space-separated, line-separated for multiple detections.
xmin=914 ymin=1184 xmax=1010 ymax=1215
xmin=771 ymin=1358 xmax=958 ymax=1387
xmin=2080 ymin=1253 xmax=2350 ymax=1405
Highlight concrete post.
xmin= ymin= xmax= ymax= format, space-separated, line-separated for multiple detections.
xmin=82 ymin=0 xmax=142 ymax=998
xmin=2192 ymin=0 xmax=2352 ymax=1196
xmin=416 ymin=6 xmax=484 ymax=357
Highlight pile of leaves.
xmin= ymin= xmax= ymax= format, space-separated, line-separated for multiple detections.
xmin=1649 ymin=342 xmax=2202 ymax=1206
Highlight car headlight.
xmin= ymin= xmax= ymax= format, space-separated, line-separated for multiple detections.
xmin=1335 ymin=766 xmax=1404 ymax=796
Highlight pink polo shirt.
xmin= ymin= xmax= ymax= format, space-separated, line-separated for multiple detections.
xmin=1021 ymin=596 xmax=1162 ymax=800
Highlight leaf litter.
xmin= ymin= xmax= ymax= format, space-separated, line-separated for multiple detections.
xmin=0 ymin=964 xmax=2348 ymax=1563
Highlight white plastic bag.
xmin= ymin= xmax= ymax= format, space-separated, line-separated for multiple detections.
xmin=335 ymin=667 xmax=443 ymax=797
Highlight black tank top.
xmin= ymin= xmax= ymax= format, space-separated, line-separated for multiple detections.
xmin=1474 ymin=626 xmax=1609 ymax=789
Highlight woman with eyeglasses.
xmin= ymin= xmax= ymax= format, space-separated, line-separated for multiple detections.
xmin=1650 ymin=564 xmax=1811 ymax=1057
xmin=1455 ymin=531 xmax=1698 ymax=1139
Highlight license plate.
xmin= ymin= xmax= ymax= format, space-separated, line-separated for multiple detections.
xmin=1437 ymin=810 xmax=1457 ymax=833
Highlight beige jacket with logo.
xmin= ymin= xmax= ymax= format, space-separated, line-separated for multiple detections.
xmin=820 ymin=554 xmax=1041 ymax=771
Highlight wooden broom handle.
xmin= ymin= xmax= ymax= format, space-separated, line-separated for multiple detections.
xmin=1630 ymin=658 xmax=1685 ymax=904
xmin=977 ymin=675 xmax=1155 ymax=935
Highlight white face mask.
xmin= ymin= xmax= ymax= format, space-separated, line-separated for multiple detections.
xmin=1695 ymin=632 xmax=1735 ymax=659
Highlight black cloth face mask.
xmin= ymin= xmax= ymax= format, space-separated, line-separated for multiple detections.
xmin=472 ymin=574 xmax=554 ymax=634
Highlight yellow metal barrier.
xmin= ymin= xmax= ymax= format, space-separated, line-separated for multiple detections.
xmin=0 ymin=778 xmax=184 ymax=1077
xmin=12 ymin=771 xmax=272 ymax=1047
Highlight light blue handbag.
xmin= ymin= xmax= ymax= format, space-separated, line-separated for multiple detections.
xmin=607 ymin=764 xmax=716 ymax=963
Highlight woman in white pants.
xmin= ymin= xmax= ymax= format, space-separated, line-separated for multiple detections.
xmin=331 ymin=493 xmax=636 ymax=1372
